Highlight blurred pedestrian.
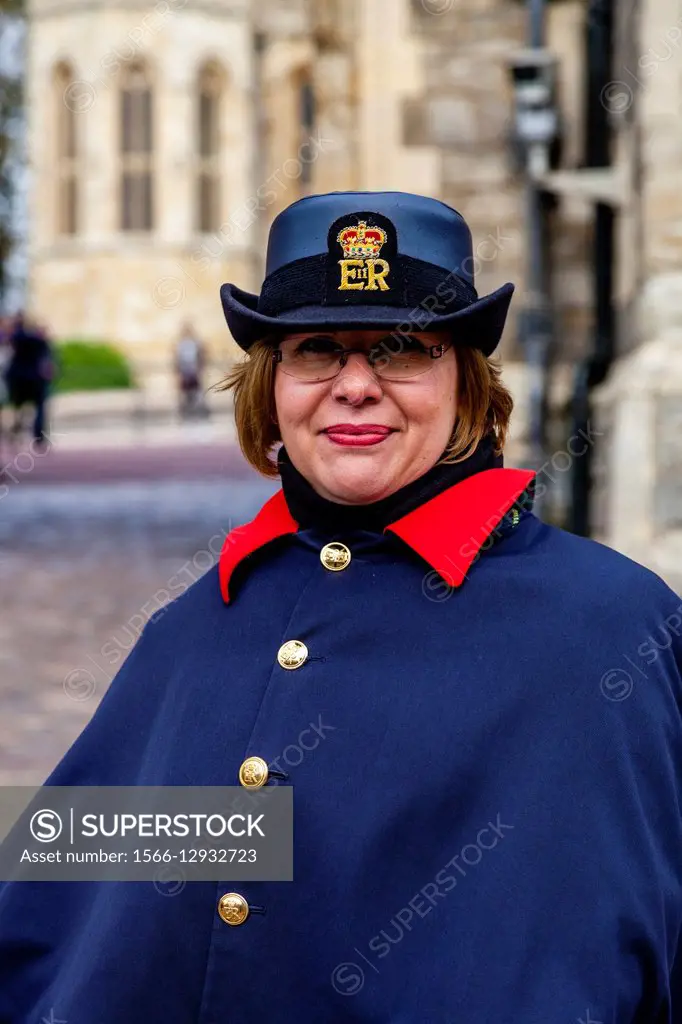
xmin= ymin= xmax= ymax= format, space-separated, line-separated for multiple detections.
xmin=174 ymin=321 xmax=207 ymax=419
xmin=5 ymin=312 xmax=55 ymax=447
xmin=0 ymin=315 xmax=12 ymax=454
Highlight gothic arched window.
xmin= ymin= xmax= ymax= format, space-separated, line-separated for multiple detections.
xmin=54 ymin=62 xmax=78 ymax=235
xmin=120 ymin=61 xmax=154 ymax=231
xmin=196 ymin=62 xmax=222 ymax=233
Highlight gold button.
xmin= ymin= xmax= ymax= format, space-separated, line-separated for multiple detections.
xmin=320 ymin=542 xmax=351 ymax=572
xmin=218 ymin=892 xmax=250 ymax=926
xmin=277 ymin=639 xmax=309 ymax=670
xmin=239 ymin=756 xmax=269 ymax=789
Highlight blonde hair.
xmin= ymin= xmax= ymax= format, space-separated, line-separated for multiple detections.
xmin=217 ymin=338 xmax=514 ymax=478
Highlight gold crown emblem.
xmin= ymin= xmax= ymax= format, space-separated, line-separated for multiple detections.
xmin=337 ymin=221 xmax=387 ymax=260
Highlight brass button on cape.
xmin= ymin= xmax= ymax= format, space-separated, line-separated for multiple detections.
xmin=277 ymin=639 xmax=309 ymax=670
xmin=320 ymin=542 xmax=351 ymax=572
xmin=218 ymin=892 xmax=250 ymax=926
xmin=239 ymin=756 xmax=269 ymax=789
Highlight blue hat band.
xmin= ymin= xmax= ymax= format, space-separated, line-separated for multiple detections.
xmin=257 ymin=253 xmax=478 ymax=319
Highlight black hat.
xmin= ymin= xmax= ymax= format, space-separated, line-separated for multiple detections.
xmin=220 ymin=191 xmax=514 ymax=357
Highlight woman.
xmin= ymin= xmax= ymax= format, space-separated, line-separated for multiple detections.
xmin=1 ymin=191 xmax=681 ymax=1022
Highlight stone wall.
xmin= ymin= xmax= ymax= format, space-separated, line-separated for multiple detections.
xmin=402 ymin=0 xmax=599 ymax=369
xmin=593 ymin=0 xmax=682 ymax=591
xmin=403 ymin=0 xmax=525 ymax=361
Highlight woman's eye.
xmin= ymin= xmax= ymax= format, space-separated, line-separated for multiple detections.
xmin=296 ymin=338 xmax=339 ymax=354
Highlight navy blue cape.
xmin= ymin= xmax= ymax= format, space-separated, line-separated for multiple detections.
xmin=1 ymin=468 xmax=681 ymax=1023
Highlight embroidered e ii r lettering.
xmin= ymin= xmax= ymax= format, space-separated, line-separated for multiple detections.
xmin=337 ymin=221 xmax=390 ymax=292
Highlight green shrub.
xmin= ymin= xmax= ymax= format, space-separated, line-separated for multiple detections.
xmin=53 ymin=340 xmax=134 ymax=393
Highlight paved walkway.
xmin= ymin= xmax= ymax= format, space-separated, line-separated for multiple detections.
xmin=1 ymin=438 xmax=251 ymax=488
xmin=0 ymin=435 xmax=277 ymax=786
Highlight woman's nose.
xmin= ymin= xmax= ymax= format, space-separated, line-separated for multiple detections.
xmin=330 ymin=352 xmax=383 ymax=404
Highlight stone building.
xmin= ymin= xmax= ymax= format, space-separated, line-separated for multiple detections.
xmin=596 ymin=0 xmax=682 ymax=592
xmin=24 ymin=0 xmax=682 ymax=587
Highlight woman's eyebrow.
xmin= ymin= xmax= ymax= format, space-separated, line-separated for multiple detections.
xmin=288 ymin=334 xmax=337 ymax=344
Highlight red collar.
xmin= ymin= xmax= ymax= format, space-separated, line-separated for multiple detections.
xmin=219 ymin=467 xmax=535 ymax=603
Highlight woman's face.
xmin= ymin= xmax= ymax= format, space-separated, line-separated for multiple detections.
xmin=273 ymin=328 xmax=458 ymax=504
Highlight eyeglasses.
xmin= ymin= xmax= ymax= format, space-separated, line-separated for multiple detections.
xmin=273 ymin=335 xmax=450 ymax=382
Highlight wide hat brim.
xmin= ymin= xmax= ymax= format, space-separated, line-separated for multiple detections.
xmin=220 ymin=281 xmax=515 ymax=359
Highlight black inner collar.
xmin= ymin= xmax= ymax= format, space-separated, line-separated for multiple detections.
xmin=277 ymin=434 xmax=503 ymax=534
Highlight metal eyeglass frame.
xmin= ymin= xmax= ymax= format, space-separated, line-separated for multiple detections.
xmin=272 ymin=338 xmax=451 ymax=379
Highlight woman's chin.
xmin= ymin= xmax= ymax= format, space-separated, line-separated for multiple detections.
xmin=316 ymin=463 xmax=397 ymax=505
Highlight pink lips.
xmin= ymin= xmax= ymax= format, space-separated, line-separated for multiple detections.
xmin=323 ymin=424 xmax=396 ymax=447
